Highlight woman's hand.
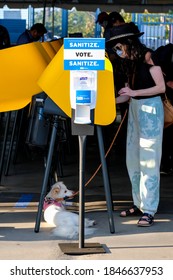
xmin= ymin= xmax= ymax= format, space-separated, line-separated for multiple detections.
xmin=118 ymin=86 xmax=136 ymax=97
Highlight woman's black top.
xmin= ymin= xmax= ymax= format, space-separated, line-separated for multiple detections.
xmin=132 ymin=62 xmax=162 ymax=100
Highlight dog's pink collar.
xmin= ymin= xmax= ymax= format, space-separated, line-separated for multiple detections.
xmin=43 ymin=197 xmax=63 ymax=210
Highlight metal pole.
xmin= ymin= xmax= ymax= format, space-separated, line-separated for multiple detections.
xmin=51 ymin=1 xmax=55 ymax=38
xmin=96 ymin=125 xmax=115 ymax=233
xmin=62 ymin=9 xmax=68 ymax=38
xmin=78 ymin=135 xmax=87 ymax=248
xmin=43 ymin=0 xmax=46 ymax=26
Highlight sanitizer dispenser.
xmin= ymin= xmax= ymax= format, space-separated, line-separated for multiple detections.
xmin=70 ymin=70 xmax=97 ymax=124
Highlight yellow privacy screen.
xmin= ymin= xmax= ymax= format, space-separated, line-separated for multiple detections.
xmin=50 ymin=39 xmax=63 ymax=52
xmin=41 ymin=41 xmax=56 ymax=59
xmin=0 ymin=42 xmax=50 ymax=112
xmin=38 ymin=45 xmax=116 ymax=125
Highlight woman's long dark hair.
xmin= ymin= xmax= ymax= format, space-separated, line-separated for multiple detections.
xmin=120 ymin=38 xmax=150 ymax=88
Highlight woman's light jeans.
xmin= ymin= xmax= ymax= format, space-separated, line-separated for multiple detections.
xmin=126 ymin=96 xmax=164 ymax=216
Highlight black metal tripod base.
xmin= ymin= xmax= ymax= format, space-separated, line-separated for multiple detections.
xmin=59 ymin=242 xmax=106 ymax=255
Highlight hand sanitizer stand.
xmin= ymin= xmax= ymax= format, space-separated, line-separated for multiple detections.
xmin=60 ymin=70 xmax=114 ymax=254
xmin=36 ymin=39 xmax=116 ymax=254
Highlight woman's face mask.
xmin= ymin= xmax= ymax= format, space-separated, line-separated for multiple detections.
xmin=112 ymin=43 xmax=127 ymax=58
xmin=115 ymin=49 xmax=123 ymax=57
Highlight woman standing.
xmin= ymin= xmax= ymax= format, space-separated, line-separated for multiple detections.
xmin=106 ymin=23 xmax=165 ymax=227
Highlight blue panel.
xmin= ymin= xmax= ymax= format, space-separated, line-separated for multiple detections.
xmin=0 ymin=19 xmax=26 ymax=44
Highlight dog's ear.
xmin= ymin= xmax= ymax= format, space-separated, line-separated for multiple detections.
xmin=51 ymin=186 xmax=61 ymax=198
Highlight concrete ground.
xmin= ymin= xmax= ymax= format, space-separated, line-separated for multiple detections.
xmin=0 ymin=132 xmax=173 ymax=260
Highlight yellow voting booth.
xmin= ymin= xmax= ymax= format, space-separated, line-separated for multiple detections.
xmin=0 ymin=42 xmax=51 ymax=112
xmin=0 ymin=41 xmax=54 ymax=186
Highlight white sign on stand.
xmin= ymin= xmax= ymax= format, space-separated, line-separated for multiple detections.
xmin=64 ymin=38 xmax=105 ymax=124
xmin=64 ymin=38 xmax=105 ymax=70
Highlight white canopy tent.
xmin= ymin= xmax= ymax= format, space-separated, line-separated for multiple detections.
xmin=0 ymin=1 xmax=172 ymax=13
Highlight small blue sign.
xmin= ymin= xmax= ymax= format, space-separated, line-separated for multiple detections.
xmin=64 ymin=38 xmax=105 ymax=49
xmin=64 ymin=38 xmax=105 ymax=71
xmin=64 ymin=60 xmax=105 ymax=71
xmin=76 ymin=90 xmax=91 ymax=104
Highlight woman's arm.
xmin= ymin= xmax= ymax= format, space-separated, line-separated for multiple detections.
xmin=118 ymin=65 xmax=165 ymax=98
xmin=116 ymin=95 xmax=130 ymax=104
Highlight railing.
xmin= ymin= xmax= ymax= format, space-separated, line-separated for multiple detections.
xmin=133 ymin=13 xmax=173 ymax=50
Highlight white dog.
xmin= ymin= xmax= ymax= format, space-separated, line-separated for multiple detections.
xmin=43 ymin=181 xmax=96 ymax=239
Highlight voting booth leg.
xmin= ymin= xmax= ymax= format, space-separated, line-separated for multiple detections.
xmin=13 ymin=108 xmax=25 ymax=164
xmin=4 ymin=110 xmax=18 ymax=176
xmin=35 ymin=115 xmax=59 ymax=233
xmin=96 ymin=125 xmax=115 ymax=233
xmin=0 ymin=111 xmax=11 ymax=184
